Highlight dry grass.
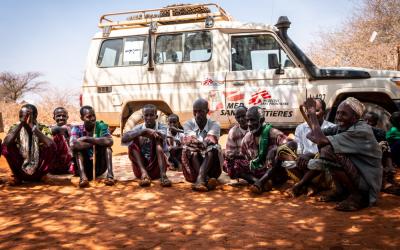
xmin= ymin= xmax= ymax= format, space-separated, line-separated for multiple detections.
xmin=0 ymin=88 xmax=81 ymax=132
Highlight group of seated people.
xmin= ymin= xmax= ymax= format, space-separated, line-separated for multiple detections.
xmin=1 ymin=97 xmax=399 ymax=212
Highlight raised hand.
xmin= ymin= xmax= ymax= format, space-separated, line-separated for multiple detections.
xmin=19 ymin=107 xmax=30 ymax=125
xmin=304 ymin=98 xmax=317 ymax=114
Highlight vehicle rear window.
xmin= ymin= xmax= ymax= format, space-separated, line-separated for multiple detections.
xmin=155 ymin=31 xmax=212 ymax=64
xmin=97 ymin=36 xmax=148 ymax=67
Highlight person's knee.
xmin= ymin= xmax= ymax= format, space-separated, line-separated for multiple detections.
xmin=206 ymin=148 xmax=219 ymax=159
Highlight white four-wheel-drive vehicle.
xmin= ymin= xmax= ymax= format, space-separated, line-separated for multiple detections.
xmin=81 ymin=3 xmax=400 ymax=132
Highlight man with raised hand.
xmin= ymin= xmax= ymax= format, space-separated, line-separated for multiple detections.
xmin=303 ymin=97 xmax=382 ymax=211
xmin=2 ymin=104 xmax=56 ymax=185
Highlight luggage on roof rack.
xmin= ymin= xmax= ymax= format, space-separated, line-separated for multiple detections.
xmin=98 ymin=3 xmax=232 ymax=31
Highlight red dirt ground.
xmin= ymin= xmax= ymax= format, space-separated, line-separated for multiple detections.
xmin=0 ymin=136 xmax=399 ymax=249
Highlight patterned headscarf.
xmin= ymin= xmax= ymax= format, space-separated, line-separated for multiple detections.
xmin=342 ymin=97 xmax=365 ymax=118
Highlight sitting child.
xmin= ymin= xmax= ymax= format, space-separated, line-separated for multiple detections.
xmin=386 ymin=111 xmax=400 ymax=168
xmin=364 ymin=111 xmax=395 ymax=187
xmin=166 ymin=114 xmax=184 ymax=171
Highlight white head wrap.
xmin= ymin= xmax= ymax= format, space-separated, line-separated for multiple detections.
xmin=342 ymin=97 xmax=365 ymax=117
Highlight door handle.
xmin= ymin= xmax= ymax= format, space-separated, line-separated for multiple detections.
xmin=232 ymin=81 xmax=245 ymax=86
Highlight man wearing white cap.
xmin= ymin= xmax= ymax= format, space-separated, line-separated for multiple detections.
xmin=302 ymin=97 xmax=382 ymax=211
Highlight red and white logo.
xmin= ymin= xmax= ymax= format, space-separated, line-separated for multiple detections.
xmin=202 ymin=77 xmax=223 ymax=86
xmin=224 ymin=90 xmax=245 ymax=102
xmin=248 ymin=89 xmax=271 ymax=105
xmin=202 ymin=78 xmax=214 ymax=86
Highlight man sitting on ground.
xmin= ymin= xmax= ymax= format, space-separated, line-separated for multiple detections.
xmin=303 ymin=97 xmax=382 ymax=211
xmin=288 ymin=98 xmax=335 ymax=196
xmin=182 ymin=98 xmax=222 ymax=192
xmin=70 ymin=106 xmax=115 ymax=187
xmin=2 ymin=104 xmax=56 ymax=185
xmin=224 ymin=106 xmax=258 ymax=184
xmin=50 ymin=107 xmax=73 ymax=175
xmin=241 ymin=106 xmax=290 ymax=194
xmin=121 ymin=104 xmax=172 ymax=187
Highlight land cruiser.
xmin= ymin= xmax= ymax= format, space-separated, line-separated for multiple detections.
xmin=81 ymin=3 xmax=400 ymax=132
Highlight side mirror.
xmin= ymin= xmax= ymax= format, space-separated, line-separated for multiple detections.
xmin=268 ymin=53 xmax=284 ymax=74
xmin=268 ymin=53 xmax=279 ymax=69
xmin=275 ymin=64 xmax=284 ymax=75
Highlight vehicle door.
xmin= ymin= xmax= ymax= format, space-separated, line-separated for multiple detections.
xmin=225 ymin=33 xmax=308 ymax=129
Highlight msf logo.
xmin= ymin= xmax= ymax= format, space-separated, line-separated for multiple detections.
xmin=248 ymin=89 xmax=271 ymax=105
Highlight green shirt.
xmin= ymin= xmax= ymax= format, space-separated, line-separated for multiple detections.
xmin=386 ymin=126 xmax=400 ymax=145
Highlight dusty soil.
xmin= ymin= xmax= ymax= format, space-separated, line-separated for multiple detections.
xmin=0 ymin=135 xmax=399 ymax=249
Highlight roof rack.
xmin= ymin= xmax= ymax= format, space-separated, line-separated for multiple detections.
xmin=98 ymin=3 xmax=233 ymax=30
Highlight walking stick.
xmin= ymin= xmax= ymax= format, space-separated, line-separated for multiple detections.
xmin=93 ymin=121 xmax=96 ymax=183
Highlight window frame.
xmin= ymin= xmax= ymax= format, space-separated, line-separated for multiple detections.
xmin=96 ymin=35 xmax=149 ymax=68
xmin=155 ymin=30 xmax=213 ymax=64
xmin=229 ymin=32 xmax=295 ymax=72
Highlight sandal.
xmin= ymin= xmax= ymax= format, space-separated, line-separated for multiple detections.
xmin=250 ymin=184 xmax=263 ymax=194
xmin=192 ymin=182 xmax=208 ymax=192
xmin=334 ymin=198 xmax=363 ymax=212
xmin=317 ymin=192 xmax=347 ymax=202
xmin=105 ymin=178 xmax=115 ymax=186
xmin=382 ymin=185 xmax=400 ymax=196
xmin=206 ymin=178 xmax=218 ymax=191
xmin=79 ymin=178 xmax=89 ymax=188
xmin=291 ymin=183 xmax=307 ymax=197
xmin=160 ymin=177 xmax=172 ymax=187
xmin=139 ymin=176 xmax=151 ymax=187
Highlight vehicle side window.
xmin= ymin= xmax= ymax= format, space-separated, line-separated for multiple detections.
xmin=155 ymin=34 xmax=183 ymax=63
xmin=231 ymin=34 xmax=294 ymax=71
xmin=97 ymin=39 xmax=123 ymax=67
xmin=155 ymin=31 xmax=212 ymax=64
xmin=97 ymin=36 xmax=148 ymax=67
xmin=122 ymin=36 xmax=149 ymax=66
xmin=184 ymin=31 xmax=212 ymax=62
